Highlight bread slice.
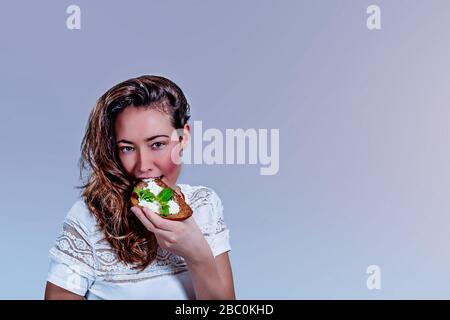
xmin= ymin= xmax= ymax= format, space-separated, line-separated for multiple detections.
xmin=131 ymin=178 xmax=193 ymax=221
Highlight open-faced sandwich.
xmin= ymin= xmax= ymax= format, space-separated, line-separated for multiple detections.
xmin=131 ymin=177 xmax=193 ymax=221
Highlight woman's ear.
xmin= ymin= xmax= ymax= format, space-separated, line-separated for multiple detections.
xmin=180 ymin=123 xmax=191 ymax=149
xmin=171 ymin=124 xmax=190 ymax=165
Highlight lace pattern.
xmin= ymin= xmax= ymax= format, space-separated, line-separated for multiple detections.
xmin=49 ymin=219 xmax=96 ymax=280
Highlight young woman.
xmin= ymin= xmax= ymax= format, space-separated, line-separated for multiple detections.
xmin=44 ymin=75 xmax=235 ymax=300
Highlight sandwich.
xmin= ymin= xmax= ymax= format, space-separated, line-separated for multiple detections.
xmin=131 ymin=177 xmax=193 ymax=221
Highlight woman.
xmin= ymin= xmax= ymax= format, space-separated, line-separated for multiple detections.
xmin=44 ymin=75 xmax=235 ymax=299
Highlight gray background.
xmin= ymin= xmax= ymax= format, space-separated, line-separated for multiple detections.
xmin=1 ymin=0 xmax=450 ymax=299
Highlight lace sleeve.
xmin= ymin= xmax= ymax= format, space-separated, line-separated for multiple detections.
xmin=47 ymin=217 xmax=97 ymax=296
xmin=205 ymin=189 xmax=232 ymax=257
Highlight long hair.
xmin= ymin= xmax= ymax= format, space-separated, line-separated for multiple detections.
xmin=76 ymin=75 xmax=191 ymax=269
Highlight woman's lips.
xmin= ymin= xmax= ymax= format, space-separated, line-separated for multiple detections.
xmin=137 ymin=175 xmax=164 ymax=180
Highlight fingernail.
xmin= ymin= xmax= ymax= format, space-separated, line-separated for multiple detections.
xmin=130 ymin=207 xmax=137 ymax=214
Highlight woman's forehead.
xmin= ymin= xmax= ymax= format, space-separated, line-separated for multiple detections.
xmin=114 ymin=107 xmax=173 ymax=141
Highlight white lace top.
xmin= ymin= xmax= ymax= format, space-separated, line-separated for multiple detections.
xmin=46 ymin=184 xmax=231 ymax=300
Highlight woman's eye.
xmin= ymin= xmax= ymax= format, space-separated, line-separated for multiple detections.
xmin=119 ymin=146 xmax=134 ymax=153
xmin=151 ymin=142 xmax=166 ymax=150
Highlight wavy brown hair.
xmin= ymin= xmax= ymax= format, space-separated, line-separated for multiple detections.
xmin=76 ymin=75 xmax=191 ymax=270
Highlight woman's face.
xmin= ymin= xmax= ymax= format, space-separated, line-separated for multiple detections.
xmin=114 ymin=106 xmax=190 ymax=189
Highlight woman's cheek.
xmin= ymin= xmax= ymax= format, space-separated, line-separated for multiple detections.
xmin=164 ymin=150 xmax=179 ymax=172
xmin=161 ymin=146 xmax=181 ymax=173
xmin=168 ymin=143 xmax=184 ymax=166
xmin=119 ymin=154 xmax=134 ymax=173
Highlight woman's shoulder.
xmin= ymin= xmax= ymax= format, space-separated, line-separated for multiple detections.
xmin=63 ymin=198 xmax=98 ymax=235
xmin=178 ymin=183 xmax=226 ymax=231
xmin=178 ymin=182 xmax=221 ymax=196
xmin=178 ymin=183 xmax=223 ymax=206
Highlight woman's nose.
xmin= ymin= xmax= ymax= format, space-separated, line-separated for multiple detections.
xmin=136 ymin=149 xmax=155 ymax=172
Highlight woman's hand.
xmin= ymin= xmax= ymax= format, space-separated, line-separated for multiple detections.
xmin=131 ymin=205 xmax=235 ymax=300
xmin=130 ymin=206 xmax=211 ymax=264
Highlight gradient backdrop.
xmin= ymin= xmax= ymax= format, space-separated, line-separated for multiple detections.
xmin=1 ymin=0 xmax=450 ymax=299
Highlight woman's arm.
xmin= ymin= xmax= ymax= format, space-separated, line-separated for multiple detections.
xmin=186 ymin=251 xmax=235 ymax=300
xmin=131 ymin=206 xmax=236 ymax=299
xmin=44 ymin=282 xmax=85 ymax=300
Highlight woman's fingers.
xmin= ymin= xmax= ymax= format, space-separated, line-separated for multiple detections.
xmin=131 ymin=206 xmax=175 ymax=244
xmin=142 ymin=206 xmax=173 ymax=231
xmin=131 ymin=206 xmax=156 ymax=232
xmin=131 ymin=206 xmax=174 ymax=233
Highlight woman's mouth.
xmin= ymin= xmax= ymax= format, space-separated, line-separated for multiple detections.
xmin=137 ymin=175 xmax=164 ymax=180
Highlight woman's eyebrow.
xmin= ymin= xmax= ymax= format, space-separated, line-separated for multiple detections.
xmin=116 ymin=135 xmax=169 ymax=144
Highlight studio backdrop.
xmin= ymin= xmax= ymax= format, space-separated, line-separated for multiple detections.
xmin=1 ymin=0 xmax=450 ymax=299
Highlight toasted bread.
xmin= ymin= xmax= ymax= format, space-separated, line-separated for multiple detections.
xmin=131 ymin=178 xmax=193 ymax=221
